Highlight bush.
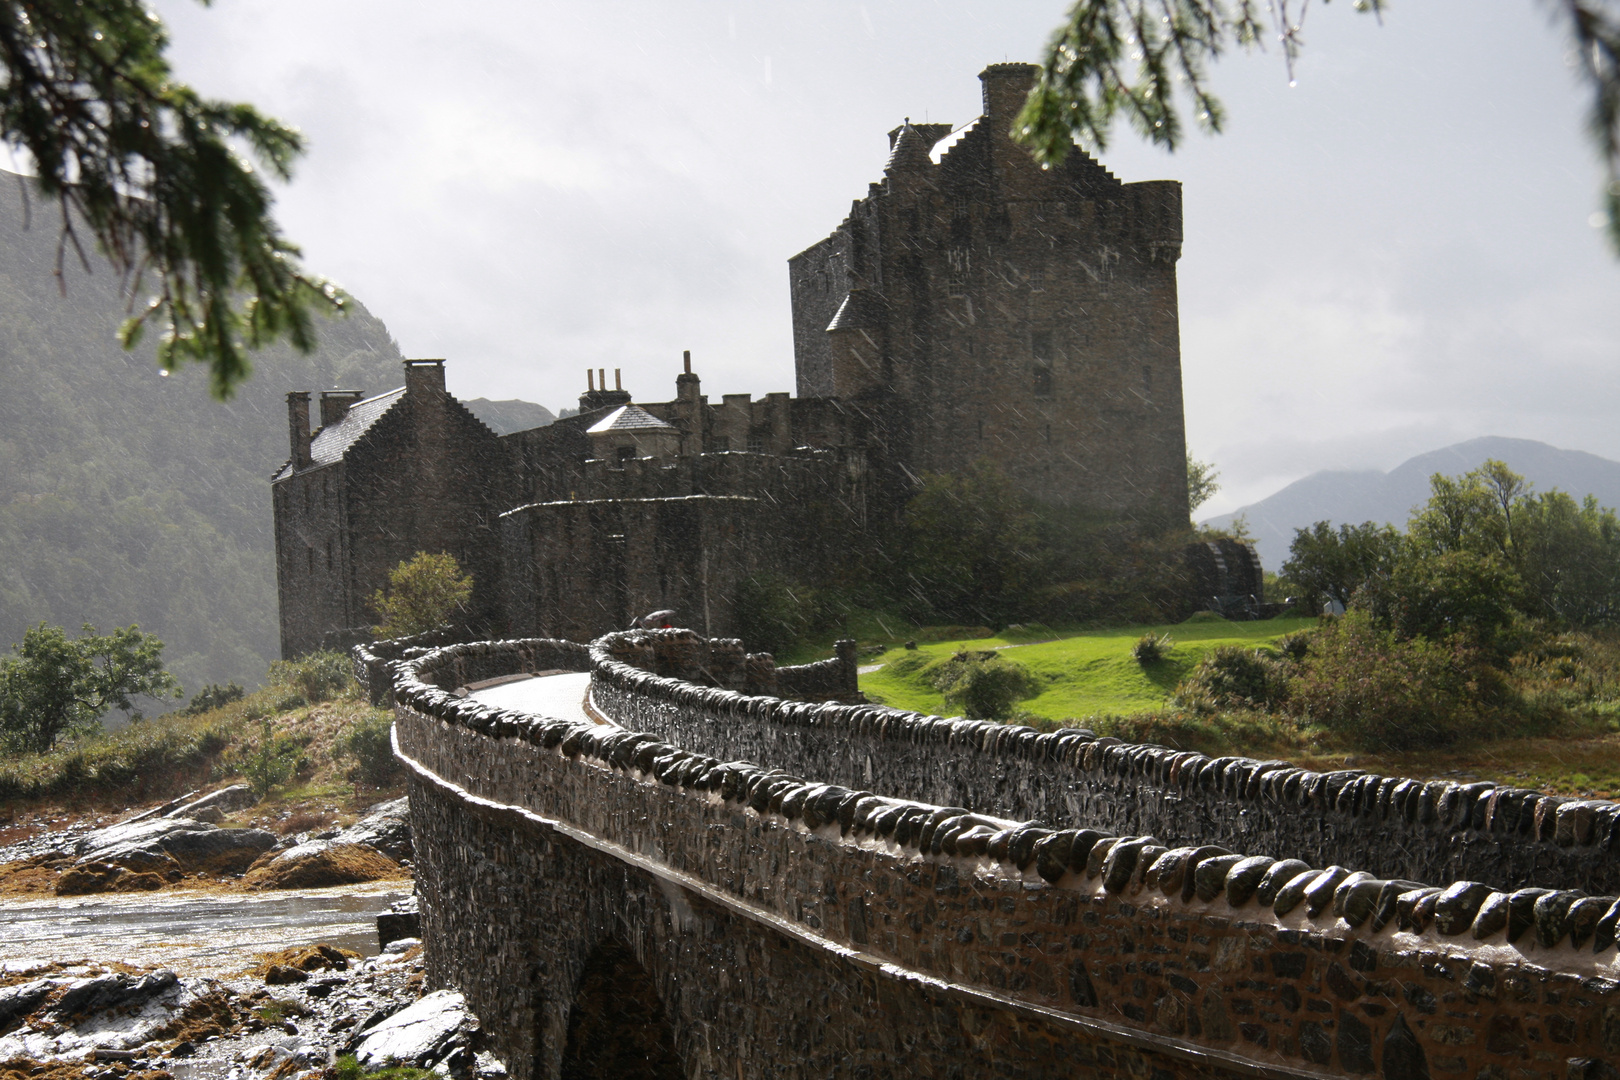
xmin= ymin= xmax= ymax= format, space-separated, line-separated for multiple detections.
xmin=1285 ymin=611 xmax=1510 ymax=751
xmin=371 ymin=551 xmax=473 ymax=639
xmin=185 ymin=682 xmax=245 ymax=715
xmin=928 ymin=651 xmax=1039 ymax=720
xmin=1174 ymin=646 xmax=1284 ymax=711
xmin=242 ymin=719 xmax=305 ymax=799
xmin=269 ymin=652 xmax=354 ymax=705
xmin=338 ymin=711 xmax=401 ymax=788
xmin=1132 ymin=633 xmax=1171 ymax=664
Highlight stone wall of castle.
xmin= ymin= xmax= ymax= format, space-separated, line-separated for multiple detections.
xmin=788 ymin=64 xmax=1190 ymax=529
xmin=392 ymin=637 xmax=1620 ymax=1079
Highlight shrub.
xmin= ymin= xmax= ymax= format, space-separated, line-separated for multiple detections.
xmin=1285 ymin=611 xmax=1510 ymax=751
xmin=338 ymin=711 xmax=401 ymax=788
xmin=1174 ymin=646 xmax=1284 ymax=710
xmin=185 ymin=682 xmax=245 ymax=715
xmin=1132 ymin=633 xmax=1171 ymax=664
xmin=371 ymin=552 xmax=473 ymax=639
xmin=242 ymin=720 xmax=304 ymax=799
xmin=1274 ymin=631 xmax=1312 ymax=663
xmin=928 ymin=651 xmax=1039 ymax=720
xmin=269 ymin=651 xmax=353 ymax=705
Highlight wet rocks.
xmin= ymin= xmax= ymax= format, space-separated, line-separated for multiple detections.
xmin=72 ymin=818 xmax=276 ymax=879
xmin=242 ymin=841 xmax=403 ymax=890
xmin=377 ymin=895 xmax=421 ymax=948
xmin=337 ymin=797 xmax=412 ymax=863
xmin=350 ymin=989 xmax=477 ymax=1074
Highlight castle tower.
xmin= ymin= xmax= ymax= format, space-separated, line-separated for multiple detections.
xmin=787 ymin=63 xmax=1190 ymax=528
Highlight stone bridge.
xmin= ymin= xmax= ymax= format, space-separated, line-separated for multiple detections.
xmin=369 ymin=630 xmax=1620 ymax=1079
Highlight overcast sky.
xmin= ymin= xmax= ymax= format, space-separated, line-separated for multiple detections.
xmin=150 ymin=0 xmax=1620 ymax=516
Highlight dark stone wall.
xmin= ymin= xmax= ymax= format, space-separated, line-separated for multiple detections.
xmin=787 ymin=64 xmax=1190 ymax=529
xmin=591 ymin=630 xmax=1620 ymax=898
xmin=395 ymin=640 xmax=1620 ymax=1079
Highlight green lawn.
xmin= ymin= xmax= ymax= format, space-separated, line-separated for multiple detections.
xmin=858 ymin=615 xmax=1316 ymax=722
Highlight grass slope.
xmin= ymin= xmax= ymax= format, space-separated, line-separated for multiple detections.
xmin=860 ymin=615 xmax=1314 ymax=722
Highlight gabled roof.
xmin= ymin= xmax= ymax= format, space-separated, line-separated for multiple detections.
xmin=585 ymin=404 xmax=678 ymax=435
xmin=273 ymin=386 xmax=405 ymax=480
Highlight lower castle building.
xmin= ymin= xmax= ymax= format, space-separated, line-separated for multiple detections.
xmin=273 ymin=64 xmax=1233 ymax=657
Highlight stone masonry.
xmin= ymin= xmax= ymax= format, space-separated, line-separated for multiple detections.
xmin=386 ymin=633 xmax=1620 ymax=1078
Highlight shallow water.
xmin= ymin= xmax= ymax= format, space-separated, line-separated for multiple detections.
xmin=0 ymin=883 xmax=409 ymax=978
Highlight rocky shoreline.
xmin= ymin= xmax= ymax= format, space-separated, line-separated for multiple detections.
xmin=0 ymin=794 xmax=499 ymax=1080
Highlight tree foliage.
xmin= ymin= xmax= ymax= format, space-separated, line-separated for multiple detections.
xmin=0 ymin=621 xmax=179 ymax=752
xmin=370 ymin=552 xmax=474 ymax=640
xmin=1186 ymin=452 xmax=1219 ymax=514
xmin=891 ymin=462 xmax=1047 ymax=627
xmin=1281 ymin=520 xmax=1403 ymax=612
xmin=0 ymin=0 xmax=343 ymax=397
xmin=1016 ymin=0 xmax=1620 ymax=252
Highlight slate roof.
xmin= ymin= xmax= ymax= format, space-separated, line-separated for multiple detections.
xmin=273 ymin=386 xmax=405 ymax=480
xmin=585 ymin=404 xmax=678 ymax=434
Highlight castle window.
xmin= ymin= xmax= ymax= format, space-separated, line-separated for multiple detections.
xmin=747 ymin=433 xmax=765 ymax=454
xmin=616 ymin=446 xmax=637 ymax=463
xmin=952 ymin=197 xmax=969 ymax=220
xmin=947 ymin=246 xmax=969 ymax=298
xmin=1032 ymin=331 xmax=1052 ymax=362
xmin=711 ymin=436 xmax=730 ymax=453
xmin=1033 ymin=364 xmax=1053 ymax=398
xmin=1030 ymin=266 xmax=1045 ymax=292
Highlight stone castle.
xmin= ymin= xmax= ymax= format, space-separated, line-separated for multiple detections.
xmin=273 ymin=64 xmax=1210 ymax=658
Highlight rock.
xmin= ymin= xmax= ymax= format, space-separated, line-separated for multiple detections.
xmin=75 ymin=817 xmax=276 ymax=876
xmin=337 ymin=797 xmax=411 ymax=862
xmin=52 ymin=970 xmax=179 ymax=1019
xmin=382 ymin=938 xmax=421 ymax=955
xmin=263 ymin=965 xmax=309 ymax=985
xmin=0 ymin=979 xmax=53 ymax=1032
xmin=254 ymin=944 xmax=356 ymax=978
xmin=164 ymin=785 xmax=256 ymax=820
xmin=242 ymin=841 xmax=403 ymax=890
xmin=352 ymin=989 xmax=475 ymax=1072
xmin=378 ymin=896 xmax=420 ymax=949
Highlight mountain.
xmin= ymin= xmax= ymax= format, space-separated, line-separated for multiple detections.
xmin=0 ymin=173 xmax=415 ymax=693
xmin=1204 ymin=437 xmax=1620 ymax=570
xmin=461 ymin=398 xmax=556 ymax=435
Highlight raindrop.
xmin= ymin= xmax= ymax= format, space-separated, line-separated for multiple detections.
xmin=160 ymin=370 xmax=169 ymax=377
xmin=1288 ymin=79 xmax=1298 ymax=88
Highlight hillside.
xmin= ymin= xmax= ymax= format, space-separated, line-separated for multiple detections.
xmin=0 ymin=171 xmax=410 ymax=693
xmin=1204 ymin=437 xmax=1620 ymax=568
xmin=461 ymin=397 xmax=556 ymax=435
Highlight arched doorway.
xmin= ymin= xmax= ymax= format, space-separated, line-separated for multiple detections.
xmin=558 ymin=939 xmax=682 ymax=1080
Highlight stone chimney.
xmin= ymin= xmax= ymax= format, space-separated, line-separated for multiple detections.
xmin=319 ymin=390 xmax=363 ymax=429
xmin=980 ymin=63 xmax=1038 ymax=129
xmin=578 ymin=365 xmax=632 ymax=413
xmin=404 ymin=359 xmax=446 ymax=396
xmin=676 ymin=349 xmax=701 ymax=403
xmin=286 ymin=391 xmax=312 ymax=470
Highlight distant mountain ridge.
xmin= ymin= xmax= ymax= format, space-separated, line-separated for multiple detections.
xmin=1204 ymin=437 xmax=1620 ymax=569
xmin=461 ymin=398 xmax=556 ymax=435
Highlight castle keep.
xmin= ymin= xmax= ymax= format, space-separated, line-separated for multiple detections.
xmin=272 ymin=64 xmax=1197 ymax=657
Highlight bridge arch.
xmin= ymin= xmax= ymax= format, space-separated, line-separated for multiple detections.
xmin=559 ymin=938 xmax=681 ymax=1080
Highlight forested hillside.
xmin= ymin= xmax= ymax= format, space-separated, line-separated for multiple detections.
xmin=0 ymin=172 xmax=407 ymax=693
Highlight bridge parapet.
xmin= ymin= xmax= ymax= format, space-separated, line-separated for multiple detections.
xmin=393 ymin=636 xmax=1620 ymax=1078
xmin=592 ymin=629 xmax=1620 ymax=896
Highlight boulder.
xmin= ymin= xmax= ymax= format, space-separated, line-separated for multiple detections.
xmin=242 ymin=841 xmax=403 ymax=890
xmin=338 ymin=797 xmax=411 ymax=862
xmin=377 ymin=895 xmax=420 ymax=948
xmin=164 ymin=784 xmax=257 ymax=820
xmin=75 ymin=817 xmax=276 ymax=876
xmin=351 ymin=989 xmax=475 ymax=1073
xmin=0 ymin=978 xmax=53 ymax=1033
xmin=51 ymin=970 xmax=179 ymax=1020
xmin=55 ymin=863 xmax=168 ymax=896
